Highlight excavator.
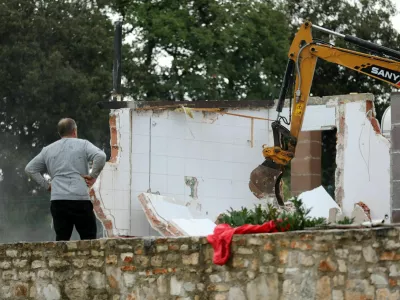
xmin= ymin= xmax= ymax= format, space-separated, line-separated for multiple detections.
xmin=249 ymin=21 xmax=400 ymax=206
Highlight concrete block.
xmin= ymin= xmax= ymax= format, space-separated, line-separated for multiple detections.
xmin=391 ymin=153 xmax=400 ymax=180
xmin=391 ymin=209 xmax=400 ymax=223
xmin=391 ymin=124 xmax=400 ymax=150
xmin=391 ymin=181 xmax=400 ymax=210
xmin=391 ymin=92 xmax=400 ymax=124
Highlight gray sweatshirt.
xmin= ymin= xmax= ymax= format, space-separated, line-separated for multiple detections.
xmin=25 ymin=138 xmax=107 ymax=201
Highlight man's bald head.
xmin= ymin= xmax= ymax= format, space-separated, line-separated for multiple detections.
xmin=57 ymin=118 xmax=77 ymax=137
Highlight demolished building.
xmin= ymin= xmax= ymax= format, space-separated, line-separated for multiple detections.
xmin=89 ymin=92 xmax=392 ymax=237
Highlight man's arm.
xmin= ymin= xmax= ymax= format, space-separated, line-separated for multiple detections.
xmin=85 ymin=141 xmax=106 ymax=179
xmin=25 ymin=150 xmax=51 ymax=191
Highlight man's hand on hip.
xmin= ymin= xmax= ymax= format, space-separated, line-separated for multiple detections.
xmin=81 ymin=175 xmax=96 ymax=188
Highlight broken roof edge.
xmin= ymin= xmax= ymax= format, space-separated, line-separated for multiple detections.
xmin=96 ymin=93 xmax=375 ymax=111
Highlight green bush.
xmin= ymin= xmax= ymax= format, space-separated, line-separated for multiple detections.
xmin=217 ymin=197 xmax=327 ymax=231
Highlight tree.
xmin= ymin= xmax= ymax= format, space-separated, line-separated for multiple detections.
xmin=285 ymin=0 xmax=400 ymax=119
xmin=113 ymin=0 xmax=291 ymax=101
xmin=0 ymin=0 xmax=114 ymax=242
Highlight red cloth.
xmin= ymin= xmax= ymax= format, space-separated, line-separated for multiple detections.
xmin=207 ymin=221 xmax=288 ymax=265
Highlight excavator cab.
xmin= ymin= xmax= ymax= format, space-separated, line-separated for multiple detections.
xmin=249 ymin=21 xmax=400 ymax=205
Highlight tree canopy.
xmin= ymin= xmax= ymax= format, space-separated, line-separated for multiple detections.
xmin=0 ymin=0 xmax=114 ymax=241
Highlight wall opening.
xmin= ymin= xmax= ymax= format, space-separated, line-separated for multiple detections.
xmin=321 ymin=128 xmax=337 ymax=199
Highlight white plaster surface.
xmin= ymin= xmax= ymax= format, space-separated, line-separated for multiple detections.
xmin=92 ymin=94 xmax=392 ymax=236
xmin=298 ymin=186 xmax=340 ymax=219
xmin=341 ymin=101 xmax=391 ymax=221
xmin=170 ymin=219 xmax=216 ymax=236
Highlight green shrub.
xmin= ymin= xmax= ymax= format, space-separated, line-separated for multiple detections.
xmin=217 ymin=197 xmax=327 ymax=231
xmin=337 ymin=216 xmax=355 ymax=225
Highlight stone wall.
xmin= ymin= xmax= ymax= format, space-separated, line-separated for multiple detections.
xmin=1 ymin=227 xmax=400 ymax=299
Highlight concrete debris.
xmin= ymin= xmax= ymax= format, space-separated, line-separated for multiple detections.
xmin=138 ymin=193 xmax=216 ymax=237
xmin=351 ymin=204 xmax=371 ymax=224
xmin=328 ymin=207 xmax=345 ymax=224
xmin=297 ymin=186 xmax=340 ymax=219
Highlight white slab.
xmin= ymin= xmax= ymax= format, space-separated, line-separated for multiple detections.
xmin=297 ymin=186 xmax=340 ymax=219
xmin=170 ymin=219 xmax=216 ymax=236
xmin=147 ymin=196 xmax=193 ymax=221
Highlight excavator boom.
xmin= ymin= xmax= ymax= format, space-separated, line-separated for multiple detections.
xmin=249 ymin=21 xmax=400 ymax=205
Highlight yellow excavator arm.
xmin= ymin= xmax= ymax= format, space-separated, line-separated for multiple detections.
xmin=249 ymin=21 xmax=400 ymax=205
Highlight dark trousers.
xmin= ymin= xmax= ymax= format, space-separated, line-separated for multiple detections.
xmin=50 ymin=200 xmax=97 ymax=241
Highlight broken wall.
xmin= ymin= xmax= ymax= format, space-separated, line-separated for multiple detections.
xmin=92 ymin=93 xmax=391 ymax=237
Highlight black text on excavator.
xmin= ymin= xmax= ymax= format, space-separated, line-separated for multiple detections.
xmin=249 ymin=21 xmax=400 ymax=206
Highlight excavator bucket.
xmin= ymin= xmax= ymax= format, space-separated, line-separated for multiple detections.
xmin=249 ymin=163 xmax=285 ymax=206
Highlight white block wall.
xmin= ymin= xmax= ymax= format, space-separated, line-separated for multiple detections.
xmin=93 ymin=95 xmax=391 ymax=237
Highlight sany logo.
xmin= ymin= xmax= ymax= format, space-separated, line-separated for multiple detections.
xmin=371 ymin=67 xmax=400 ymax=82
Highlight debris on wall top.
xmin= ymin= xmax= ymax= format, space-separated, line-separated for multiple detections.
xmin=138 ymin=193 xmax=216 ymax=237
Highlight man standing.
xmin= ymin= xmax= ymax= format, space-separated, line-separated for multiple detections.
xmin=25 ymin=118 xmax=107 ymax=241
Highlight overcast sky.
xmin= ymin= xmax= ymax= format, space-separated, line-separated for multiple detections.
xmin=393 ymin=0 xmax=400 ymax=32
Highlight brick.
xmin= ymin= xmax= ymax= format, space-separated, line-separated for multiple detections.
xmin=293 ymin=140 xmax=321 ymax=159
xmin=291 ymin=158 xmax=321 ymax=175
xmin=291 ymin=174 xmax=321 ymax=192
xmin=298 ymin=130 xmax=322 ymax=141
